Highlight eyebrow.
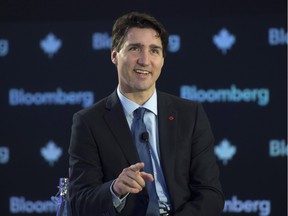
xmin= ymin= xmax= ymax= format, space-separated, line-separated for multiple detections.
xmin=128 ymin=43 xmax=162 ymax=50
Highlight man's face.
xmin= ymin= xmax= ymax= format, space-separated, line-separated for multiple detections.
xmin=111 ymin=27 xmax=164 ymax=95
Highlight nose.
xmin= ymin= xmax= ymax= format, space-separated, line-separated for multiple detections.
xmin=137 ymin=50 xmax=150 ymax=66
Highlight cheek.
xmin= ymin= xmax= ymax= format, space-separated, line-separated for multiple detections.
xmin=117 ymin=52 xmax=132 ymax=65
xmin=153 ymin=57 xmax=164 ymax=68
xmin=160 ymin=58 xmax=164 ymax=68
xmin=155 ymin=59 xmax=164 ymax=72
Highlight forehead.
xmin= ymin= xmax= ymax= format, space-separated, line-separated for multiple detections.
xmin=124 ymin=27 xmax=162 ymax=46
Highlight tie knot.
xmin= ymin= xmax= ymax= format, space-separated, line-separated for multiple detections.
xmin=134 ymin=107 xmax=146 ymax=120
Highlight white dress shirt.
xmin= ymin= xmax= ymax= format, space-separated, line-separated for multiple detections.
xmin=111 ymin=87 xmax=171 ymax=212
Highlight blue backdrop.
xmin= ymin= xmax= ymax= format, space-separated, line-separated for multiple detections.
xmin=0 ymin=1 xmax=287 ymax=215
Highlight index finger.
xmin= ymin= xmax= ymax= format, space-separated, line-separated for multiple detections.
xmin=129 ymin=162 xmax=144 ymax=172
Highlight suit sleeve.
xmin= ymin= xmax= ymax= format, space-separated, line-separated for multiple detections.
xmin=176 ymin=103 xmax=225 ymax=216
xmin=68 ymin=112 xmax=118 ymax=216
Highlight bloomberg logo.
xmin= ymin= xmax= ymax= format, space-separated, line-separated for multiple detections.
xmin=268 ymin=27 xmax=287 ymax=46
xmin=10 ymin=196 xmax=56 ymax=214
xmin=180 ymin=84 xmax=269 ymax=106
xmin=9 ymin=88 xmax=94 ymax=108
xmin=223 ymin=196 xmax=271 ymax=216
xmin=269 ymin=139 xmax=287 ymax=157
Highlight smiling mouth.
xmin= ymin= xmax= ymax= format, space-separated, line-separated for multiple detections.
xmin=135 ymin=69 xmax=149 ymax=74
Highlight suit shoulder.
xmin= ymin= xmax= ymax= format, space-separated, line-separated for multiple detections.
xmin=74 ymin=96 xmax=108 ymax=119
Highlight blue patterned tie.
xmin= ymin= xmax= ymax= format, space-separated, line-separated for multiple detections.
xmin=131 ymin=108 xmax=159 ymax=216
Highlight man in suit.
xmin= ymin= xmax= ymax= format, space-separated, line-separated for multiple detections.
xmin=68 ymin=11 xmax=224 ymax=216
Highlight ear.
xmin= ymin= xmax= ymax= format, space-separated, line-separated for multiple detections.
xmin=111 ymin=50 xmax=117 ymax=65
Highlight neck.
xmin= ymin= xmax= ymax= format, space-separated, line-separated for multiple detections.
xmin=119 ymin=87 xmax=155 ymax=105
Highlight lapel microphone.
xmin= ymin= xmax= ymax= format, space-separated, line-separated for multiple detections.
xmin=141 ymin=132 xmax=149 ymax=142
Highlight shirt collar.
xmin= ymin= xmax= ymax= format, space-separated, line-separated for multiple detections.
xmin=117 ymin=86 xmax=158 ymax=116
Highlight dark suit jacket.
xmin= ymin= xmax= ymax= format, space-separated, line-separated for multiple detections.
xmin=68 ymin=90 xmax=224 ymax=216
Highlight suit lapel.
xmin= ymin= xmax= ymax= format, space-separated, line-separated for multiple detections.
xmin=157 ymin=91 xmax=177 ymax=201
xmin=103 ymin=90 xmax=178 ymax=202
xmin=104 ymin=91 xmax=140 ymax=165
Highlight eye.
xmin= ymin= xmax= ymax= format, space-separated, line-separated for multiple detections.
xmin=151 ymin=48 xmax=160 ymax=55
xmin=129 ymin=46 xmax=140 ymax=52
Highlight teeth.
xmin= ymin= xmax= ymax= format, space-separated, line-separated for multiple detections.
xmin=135 ymin=70 xmax=149 ymax=74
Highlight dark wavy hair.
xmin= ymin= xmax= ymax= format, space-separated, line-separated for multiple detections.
xmin=111 ymin=11 xmax=169 ymax=58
